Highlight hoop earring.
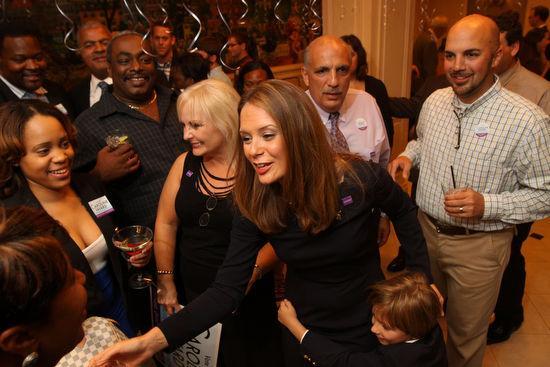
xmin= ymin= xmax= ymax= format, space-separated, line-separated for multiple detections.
xmin=22 ymin=351 xmax=39 ymax=367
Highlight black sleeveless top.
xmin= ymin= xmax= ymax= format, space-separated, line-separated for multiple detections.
xmin=174 ymin=153 xmax=234 ymax=300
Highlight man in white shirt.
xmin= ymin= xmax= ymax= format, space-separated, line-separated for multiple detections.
xmin=302 ymin=35 xmax=391 ymax=245
xmin=69 ymin=20 xmax=112 ymax=117
xmin=301 ymin=35 xmax=390 ymax=167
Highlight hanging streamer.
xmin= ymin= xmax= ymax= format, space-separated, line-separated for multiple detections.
xmin=183 ymin=1 xmax=202 ymax=52
xmin=238 ymin=0 xmax=249 ymax=25
xmin=159 ymin=1 xmax=169 ymax=25
xmin=216 ymin=0 xmax=237 ymax=71
xmin=309 ymin=0 xmax=322 ymax=34
xmin=274 ymin=0 xmax=285 ymax=25
xmin=133 ymin=0 xmax=156 ymax=57
xmin=122 ymin=0 xmax=138 ymax=29
xmin=54 ymin=0 xmax=81 ymax=52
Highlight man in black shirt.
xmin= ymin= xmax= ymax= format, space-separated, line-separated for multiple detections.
xmin=73 ymin=31 xmax=186 ymax=230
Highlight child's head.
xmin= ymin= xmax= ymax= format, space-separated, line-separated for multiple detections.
xmin=369 ymin=272 xmax=441 ymax=345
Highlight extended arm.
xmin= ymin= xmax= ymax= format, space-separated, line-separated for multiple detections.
xmin=368 ymin=163 xmax=432 ymax=281
xmin=154 ymin=153 xmax=186 ymax=315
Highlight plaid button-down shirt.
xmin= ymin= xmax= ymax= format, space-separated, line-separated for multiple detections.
xmin=73 ymin=85 xmax=187 ymax=229
xmin=402 ymin=77 xmax=550 ymax=231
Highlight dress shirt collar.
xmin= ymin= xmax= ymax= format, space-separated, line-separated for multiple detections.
xmin=0 ymin=74 xmax=48 ymax=99
xmin=305 ymin=89 xmax=343 ymax=125
xmin=451 ymin=75 xmax=501 ymax=117
xmin=90 ymin=74 xmax=112 ymax=90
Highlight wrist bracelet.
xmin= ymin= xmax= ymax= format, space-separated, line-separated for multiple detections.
xmin=253 ymin=264 xmax=263 ymax=279
xmin=157 ymin=270 xmax=174 ymax=275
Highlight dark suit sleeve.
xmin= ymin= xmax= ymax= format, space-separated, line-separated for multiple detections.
xmin=422 ymin=41 xmax=438 ymax=78
xmin=73 ymin=111 xmax=103 ymax=172
xmin=389 ymin=96 xmax=421 ymax=120
xmin=43 ymin=80 xmax=76 ymax=120
xmin=359 ymin=162 xmax=432 ymax=282
xmin=301 ymin=331 xmax=389 ymax=367
xmin=364 ymin=76 xmax=394 ymax=146
xmin=68 ymin=78 xmax=91 ymax=118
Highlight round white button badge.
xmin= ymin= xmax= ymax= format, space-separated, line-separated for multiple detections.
xmin=355 ymin=118 xmax=368 ymax=130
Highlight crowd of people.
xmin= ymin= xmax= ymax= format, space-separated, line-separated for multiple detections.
xmin=0 ymin=6 xmax=549 ymax=367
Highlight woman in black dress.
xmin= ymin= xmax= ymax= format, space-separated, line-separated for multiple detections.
xmin=91 ymin=80 xmax=433 ymax=367
xmin=154 ymin=79 xmax=282 ymax=367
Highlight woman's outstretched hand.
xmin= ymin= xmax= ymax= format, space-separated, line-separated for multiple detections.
xmin=89 ymin=327 xmax=168 ymax=367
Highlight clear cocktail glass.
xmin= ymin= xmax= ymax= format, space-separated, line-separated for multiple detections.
xmin=112 ymin=225 xmax=153 ymax=289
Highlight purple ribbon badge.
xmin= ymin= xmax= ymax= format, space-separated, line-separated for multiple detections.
xmin=342 ymin=195 xmax=353 ymax=206
xmin=186 ymin=170 xmax=194 ymax=177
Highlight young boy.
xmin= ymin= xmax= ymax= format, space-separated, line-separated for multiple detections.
xmin=278 ymin=272 xmax=447 ymax=367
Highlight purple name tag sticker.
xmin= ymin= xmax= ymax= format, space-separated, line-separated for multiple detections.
xmin=186 ymin=170 xmax=194 ymax=177
xmin=342 ymin=195 xmax=353 ymax=206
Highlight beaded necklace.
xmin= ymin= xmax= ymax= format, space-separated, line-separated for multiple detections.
xmin=195 ymin=159 xmax=234 ymax=198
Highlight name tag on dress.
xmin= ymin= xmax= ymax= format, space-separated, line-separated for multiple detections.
xmin=88 ymin=196 xmax=114 ymax=218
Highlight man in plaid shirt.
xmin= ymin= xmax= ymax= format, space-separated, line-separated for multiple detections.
xmin=389 ymin=14 xmax=549 ymax=367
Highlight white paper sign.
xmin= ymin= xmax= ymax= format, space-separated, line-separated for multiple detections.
xmin=160 ymin=306 xmax=222 ymax=367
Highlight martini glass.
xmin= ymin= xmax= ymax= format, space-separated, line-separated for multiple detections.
xmin=112 ymin=225 xmax=153 ymax=289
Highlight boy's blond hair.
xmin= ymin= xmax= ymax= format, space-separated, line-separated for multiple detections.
xmin=369 ymin=272 xmax=441 ymax=339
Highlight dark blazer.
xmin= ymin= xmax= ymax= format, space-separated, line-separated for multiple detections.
xmin=363 ymin=75 xmax=394 ymax=147
xmin=1 ymin=173 xmax=126 ymax=316
xmin=390 ymin=74 xmax=450 ymax=126
xmin=68 ymin=76 xmax=92 ymax=119
xmin=300 ymin=326 xmax=447 ymax=367
xmin=0 ymin=78 xmax=75 ymax=119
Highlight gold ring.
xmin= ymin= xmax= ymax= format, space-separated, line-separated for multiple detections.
xmin=459 ymin=207 xmax=464 ymax=213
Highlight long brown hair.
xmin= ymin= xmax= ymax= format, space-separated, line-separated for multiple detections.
xmin=0 ymin=100 xmax=77 ymax=199
xmin=234 ymin=80 xmax=350 ymax=234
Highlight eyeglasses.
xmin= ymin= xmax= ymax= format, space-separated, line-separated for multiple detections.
xmin=453 ymin=109 xmax=462 ymax=150
xmin=199 ymin=196 xmax=218 ymax=227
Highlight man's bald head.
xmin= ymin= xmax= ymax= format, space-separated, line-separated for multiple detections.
xmin=302 ymin=35 xmax=353 ymax=113
xmin=444 ymin=14 xmax=502 ymax=103
xmin=449 ymin=14 xmax=500 ymax=53
xmin=303 ymin=35 xmax=353 ymax=68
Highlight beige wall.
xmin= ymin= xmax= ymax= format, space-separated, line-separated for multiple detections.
xmin=322 ymin=0 xmax=415 ymax=97
xmin=413 ymin=0 xmax=467 ymax=39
